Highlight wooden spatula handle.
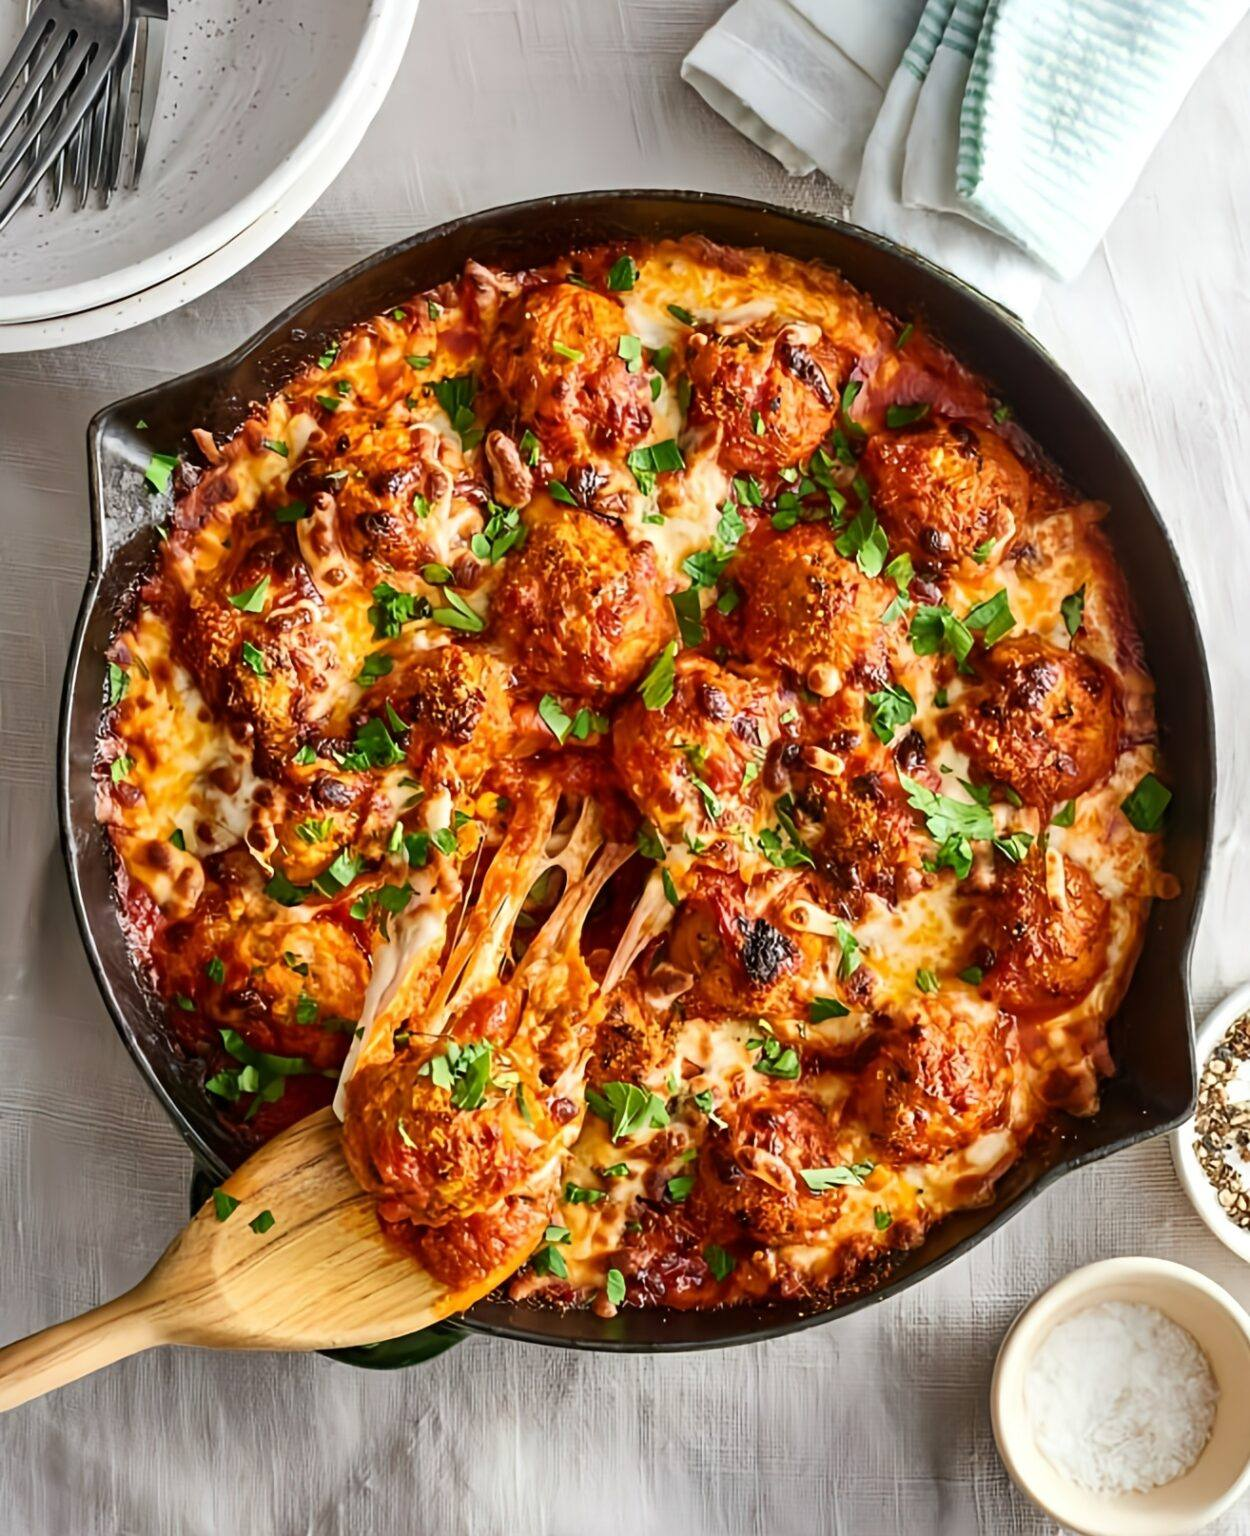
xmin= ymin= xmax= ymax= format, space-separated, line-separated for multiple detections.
xmin=0 ymin=1284 xmax=166 ymax=1413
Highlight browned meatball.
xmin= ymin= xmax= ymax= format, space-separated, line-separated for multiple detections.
xmin=178 ymin=538 xmax=342 ymax=777
xmin=491 ymin=500 xmax=674 ymax=696
xmin=381 ymin=644 xmax=517 ymax=791
xmin=611 ymin=653 xmax=785 ymax=841
xmin=734 ymin=524 xmax=889 ymax=694
xmin=686 ymin=322 xmax=846 ymax=476
xmin=854 ymin=999 xmax=1015 ymax=1163
xmin=862 ymin=418 xmax=1030 ymax=567
xmin=692 ymin=1091 xmax=853 ymax=1244
xmin=803 ymin=744 xmax=922 ymax=911
xmin=669 ymin=870 xmax=817 ymax=1018
xmin=955 ymin=635 xmax=1121 ymax=809
xmin=288 ymin=422 xmax=450 ymax=574
xmin=486 ymin=283 xmax=652 ymax=464
xmin=979 ymin=850 xmax=1111 ymax=1014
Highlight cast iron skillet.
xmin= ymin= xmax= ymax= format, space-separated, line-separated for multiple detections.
xmin=60 ymin=191 xmax=1215 ymax=1364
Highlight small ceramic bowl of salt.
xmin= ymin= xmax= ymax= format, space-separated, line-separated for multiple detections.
xmin=992 ymin=1257 xmax=1250 ymax=1535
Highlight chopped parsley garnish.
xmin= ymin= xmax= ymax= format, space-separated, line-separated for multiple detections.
xmin=249 ymin=1210 xmax=276 ymax=1234
xmin=406 ymin=354 xmax=432 ymax=370
xmin=605 ymin=1268 xmax=627 ymax=1304
xmin=670 ymin=587 xmax=704 ymax=647
xmin=586 ymin=1081 xmax=670 ymax=1142
xmin=355 ymin=652 xmax=394 ymax=686
xmin=874 ymin=1206 xmax=893 ymax=1231
xmin=681 ymin=502 xmax=745 ymax=589
xmin=666 ymin=1175 xmax=696 ymax=1202
xmin=345 ymin=714 xmax=405 ymax=770
xmin=1052 ymin=799 xmax=1077 ymax=827
xmin=667 ymin=302 xmax=695 ymax=325
xmin=275 ymin=500 xmax=310 ymax=523
xmin=538 ymin=693 xmax=574 ymax=744
xmin=909 ymin=603 xmax=974 ymax=666
xmin=1061 ymin=585 xmax=1086 ymax=638
xmin=865 ymin=682 xmax=916 ymax=745
xmin=520 ymin=429 xmax=540 ymax=466
xmin=993 ymin=402 xmax=1013 ymax=424
xmin=472 ymin=501 xmax=526 ymax=564
xmin=972 ymin=537 xmax=996 ymax=564
xmin=292 ymin=745 xmax=317 ymax=766
xmin=169 ymin=828 xmax=186 ymax=850
xmin=801 ymin=1162 xmax=874 ymax=1192
xmin=241 ymin=641 xmax=267 ymax=676
xmin=315 ymin=394 xmax=340 ymax=413
xmin=107 ymin=661 xmax=129 ymax=706
xmin=211 ymin=1188 xmax=239 ymax=1222
xmin=205 ymin=1029 xmax=312 ymax=1119
xmin=636 ymin=821 xmax=665 ymax=860
xmin=626 ymin=438 xmax=685 ymax=495
xmin=698 ymin=1246 xmax=735 ymax=1288
xmin=833 ymin=920 xmax=861 ymax=979
xmin=430 ymin=374 xmax=479 ymax=444
xmin=809 ymin=996 xmax=850 ymax=1023
xmin=960 ymin=966 xmax=985 ymax=986
xmin=206 ymin=956 xmax=225 ymax=985
xmin=421 ymin=562 xmax=454 ymax=585
xmin=552 ymin=341 xmax=584 ymax=363
xmin=261 ymin=439 xmax=289 ymax=458
xmin=964 ymin=588 xmax=1016 ymax=647
xmin=749 ymin=1031 xmax=801 ymax=1080
xmin=228 ymin=575 xmax=270 ymax=613
xmin=295 ymin=993 xmax=319 ymax=1026
xmin=265 ymin=871 xmax=311 ymax=907
xmin=419 ymin=1039 xmax=496 ymax=1110
xmin=661 ymin=867 xmax=680 ymax=907
xmin=607 ymin=254 xmax=639 ymax=290
xmin=835 ymin=503 xmax=889 ymax=577
xmin=531 ymin=1235 xmax=569 ymax=1279
xmin=143 ymin=452 xmax=178 ymax=493
xmin=1121 ymin=773 xmax=1171 ymax=832
xmin=896 ymin=323 xmax=914 ymax=350
xmin=617 ymin=334 xmax=643 ymax=373
xmin=751 ymin=409 xmax=765 ymax=435
xmin=431 ymin=588 xmax=484 ymax=633
xmin=369 ymin=582 xmax=431 ymax=639
xmin=885 ymin=401 xmax=931 ymax=428
xmin=110 ymin=755 xmax=134 ymax=784
xmin=639 ymin=639 xmax=678 ymax=710
xmin=915 ymin=968 xmax=940 ymax=994
xmin=563 ymin=1182 xmax=606 ymax=1206
xmin=992 ymin=830 xmax=1034 ymax=863
xmin=900 ymin=773 xmax=994 ymax=879
xmin=317 ymin=341 xmax=339 ymax=369
xmin=549 ymin=480 xmax=577 ymax=506
xmin=174 ymin=994 xmax=195 ymax=1012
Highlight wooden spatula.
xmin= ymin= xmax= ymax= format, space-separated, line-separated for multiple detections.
xmin=0 ymin=1105 xmax=542 ymax=1414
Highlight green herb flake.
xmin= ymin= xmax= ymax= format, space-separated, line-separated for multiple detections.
xmin=865 ymin=682 xmax=916 ymax=746
xmin=1052 ymin=799 xmax=1077 ymax=828
xmin=874 ymin=1206 xmax=893 ymax=1231
xmin=585 ymin=1081 xmax=670 ymax=1142
xmin=1121 ymin=773 xmax=1171 ymax=833
xmin=809 ymin=996 xmax=850 ymax=1023
xmin=241 ymin=641 xmax=267 ymax=676
xmin=801 ymin=1162 xmax=874 ymax=1192
xmin=607 ymin=255 xmax=639 ymax=291
xmin=107 ymin=661 xmax=130 ymax=706
xmin=885 ymin=402 xmax=931 ymax=429
xmin=211 ymin=1188 xmax=240 ymax=1222
xmin=964 ymin=589 xmax=1016 ymax=648
xmin=1061 ymin=585 xmax=1086 ymax=638
xmin=552 ymin=340 xmax=585 ymax=363
xmin=143 ymin=452 xmax=178 ymax=493
xmin=639 ymin=640 xmax=678 ymax=710
xmin=228 ymin=575 xmax=270 ymax=613
xmin=249 ymin=1210 xmax=276 ymax=1234
xmin=617 ymin=334 xmax=643 ymax=373
xmin=538 ymin=693 xmax=574 ymax=745
xmin=704 ymin=1244 xmax=735 ymax=1281
xmin=666 ymin=1175 xmax=696 ymax=1203
xmin=915 ymin=968 xmax=940 ymax=994
xmin=605 ymin=1268 xmax=627 ymax=1305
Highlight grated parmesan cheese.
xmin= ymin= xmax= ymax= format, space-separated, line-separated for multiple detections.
xmin=1025 ymin=1301 xmax=1218 ymax=1494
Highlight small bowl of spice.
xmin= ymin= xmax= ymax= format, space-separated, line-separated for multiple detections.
xmin=992 ymin=1257 xmax=1250 ymax=1535
xmin=1172 ymin=981 xmax=1250 ymax=1261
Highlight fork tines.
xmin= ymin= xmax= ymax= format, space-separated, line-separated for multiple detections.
xmin=0 ymin=0 xmax=131 ymax=230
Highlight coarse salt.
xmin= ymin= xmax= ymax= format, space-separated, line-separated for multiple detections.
xmin=1024 ymin=1301 xmax=1218 ymax=1494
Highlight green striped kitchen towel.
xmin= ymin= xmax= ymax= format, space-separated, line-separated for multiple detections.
xmin=956 ymin=0 xmax=1247 ymax=278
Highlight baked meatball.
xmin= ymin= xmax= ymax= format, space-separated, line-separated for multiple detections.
xmin=734 ymin=524 xmax=889 ymax=694
xmin=979 ymin=849 xmax=1111 ymax=1014
xmin=343 ymin=989 xmax=560 ymax=1228
xmin=589 ymin=978 xmax=675 ymax=1093
xmin=686 ymin=321 xmax=846 ymax=476
xmin=486 ymin=283 xmax=652 ymax=464
xmin=381 ymin=644 xmax=517 ymax=791
xmin=611 ymin=653 xmax=785 ymax=841
xmin=692 ymin=1091 xmax=853 ymax=1244
xmin=288 ymin=421 xmax=451 ymax=575
xmin=161 ymin=908 xmax=369 ymax=1072
xmin=179 ymin=538 xmax=342 ymax=777
xmin=854 ymin=997 xmax=1014 ymax=1163
xmin=862 ymin=418 xmax=1030 ymax=567
xmin=669 ymin=871 xmax=816 ymax=1018
xmin=803 ymin=746 xmax=921 ymax=911
xmin=955 ymin=635 xmax=1121 ymax=809
xmin=491 ymin=501 xmax=674 ymax=696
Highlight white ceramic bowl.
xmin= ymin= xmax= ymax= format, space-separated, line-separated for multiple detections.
xmin=0 ymin=0 xmax=417 ymax=326
xmin=1172 ymin=981 xmax=1250 ymax=1265
xmin=992 ymin=1258 xmax=1250 ymax=1536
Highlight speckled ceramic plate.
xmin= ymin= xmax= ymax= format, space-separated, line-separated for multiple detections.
xmin=0 ymin=0 xmax=417 ymax=326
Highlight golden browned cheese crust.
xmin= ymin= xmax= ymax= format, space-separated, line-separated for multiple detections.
xmin=96 ymin=237 xmax=1168 ymax=1314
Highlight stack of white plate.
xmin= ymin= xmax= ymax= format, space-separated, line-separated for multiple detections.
xmin=0 ymin=0 xmax=417 ymax=352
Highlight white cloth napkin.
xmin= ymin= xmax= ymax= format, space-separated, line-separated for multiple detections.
xmin=681 ymin=0 xmax=1248 ymax=316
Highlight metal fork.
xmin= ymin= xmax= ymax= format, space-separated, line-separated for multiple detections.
xmin=0 ymin=0 xmax=130 ymax=230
